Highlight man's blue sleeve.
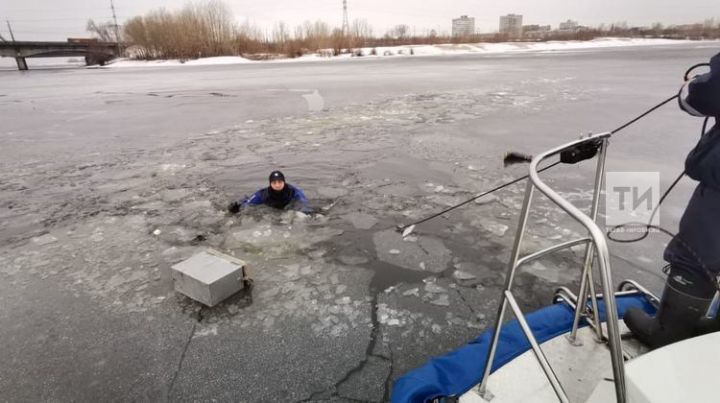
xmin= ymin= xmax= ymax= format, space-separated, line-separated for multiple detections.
xmin=292 ymin=186 xmax=309 ymax=205
xmin=242 ymin=189 xmax=266 ymax=207
xmin=289 ymin=185 xmax=311 ymax=212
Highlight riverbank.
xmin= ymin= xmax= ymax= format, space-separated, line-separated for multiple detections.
xmin=106 ymin=37 xmax=698 ymax=68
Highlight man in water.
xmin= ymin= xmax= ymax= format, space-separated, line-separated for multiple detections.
xmin=228 ymin=170 xmax=310 ymax=213
xmin=625 ymin=52 xmax=720 ymax=348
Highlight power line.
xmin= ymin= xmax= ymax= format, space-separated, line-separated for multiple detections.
xmin=10 ymin=30 xmax=91 ymax=33
xmin=6 ymin=17 xmax=115 ymax=23
xmin=1 ymin=7 xmax=112 ymax=12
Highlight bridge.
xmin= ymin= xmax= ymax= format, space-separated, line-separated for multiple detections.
xmin=0 ymin=41 xmax=120 ymax=70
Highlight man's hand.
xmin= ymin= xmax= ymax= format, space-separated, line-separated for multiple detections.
xmin=227 ymin=201 xmax=240 ymax=214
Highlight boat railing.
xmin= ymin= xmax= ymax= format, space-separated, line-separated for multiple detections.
xmin=476 ymin=132 xmax=630 ymax=403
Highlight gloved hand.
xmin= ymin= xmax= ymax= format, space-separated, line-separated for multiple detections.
xmin=227 ymin=201 xmax=240 ymax=214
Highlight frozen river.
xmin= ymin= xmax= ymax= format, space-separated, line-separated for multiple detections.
xmin=1 ymin=43 xmax=718 ymax=401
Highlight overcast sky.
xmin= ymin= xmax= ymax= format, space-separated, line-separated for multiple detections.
xmin=1 ymin=0 xmax=719 ymax=41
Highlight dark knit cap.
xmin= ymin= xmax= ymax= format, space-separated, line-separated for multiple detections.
xmin=269 ymin=170 xmax=285 ymax=183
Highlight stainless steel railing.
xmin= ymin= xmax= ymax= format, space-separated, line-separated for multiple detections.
xmin=476 ymin=132 xmax=628 ymax=403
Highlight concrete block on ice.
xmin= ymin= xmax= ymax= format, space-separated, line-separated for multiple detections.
xmin=171 ymin=249 xmax=246 ymax=307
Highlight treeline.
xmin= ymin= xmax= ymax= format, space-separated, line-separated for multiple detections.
xmin=605 ymin=20 xmax=720 ymax=40
xmin=113 ymin=0 xmax=374 ymax=59
xmin=92 ymin=1 xmax=720 ymax=60
xmin=122 ymin=1 xmax=235 ymax=59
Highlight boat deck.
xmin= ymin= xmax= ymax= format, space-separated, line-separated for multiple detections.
xmin=460 ymin=324 xmax=647 ymax=403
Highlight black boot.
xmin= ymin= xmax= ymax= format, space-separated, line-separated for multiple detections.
xmin=624 ymin=265 xmax=715 ymax=349
xmin=695 ymin=314 xmax=720 ymax=336
xmin=694 ymin=295 xmax=720 ymax=336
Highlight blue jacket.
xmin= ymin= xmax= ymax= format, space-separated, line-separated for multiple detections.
xmin=242 ymin=183 xmax=310 ymax=211
xmin=664 ymin=52 xmax=720 ymax=274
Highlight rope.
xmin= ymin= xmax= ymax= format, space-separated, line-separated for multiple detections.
xmin=398 ymin=94 xmax=681 ymax=233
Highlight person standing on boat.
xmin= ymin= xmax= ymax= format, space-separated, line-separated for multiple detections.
xmin=625 ymin=52 xmax=720 ymax=348
xmin=227 ymin=170 xmax=311 ymax=213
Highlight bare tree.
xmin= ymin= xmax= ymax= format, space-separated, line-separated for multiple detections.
xmin=330 ymin=28 xmax=346 ymax=55
xmin=302 ymin=20 xmax=331 ymax=50
xmin=272 ymin=22 xmax=290 ymax=46
xmin=386 ymin=24 xmax=409 ymax=40
xmin=350 ymin=18 xmax=373 ymax=46
xmin=293 ymin=25 xmax=304 ymax=41
xmin=122 ymin=1 xmax=238 ymax=59
xmin=87 ymin=19 xmax=116 ymax=42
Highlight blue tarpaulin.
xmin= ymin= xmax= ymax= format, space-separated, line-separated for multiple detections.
xmin=391 ymin=294 xmax=656 ymax=403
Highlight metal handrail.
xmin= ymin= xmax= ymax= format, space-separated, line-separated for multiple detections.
xmin=570 ymin=138 xmax=608 ymax=343
xmin=527 ymin=132 xmax=626 ymax=403
xmin=506 ymin=291 xmax=570 ymax=403
xmin=618 ymin=280 xmax=660 ymax=305
xmin=478 ymin=180 xmax=535 ymax=402
xmin=478 ymin=133 xmax=628 ymax=403
xmin=516 ymin=238 xmax=592 ymax=269
xmin=553 ymin=287 xmax=578 ymax=310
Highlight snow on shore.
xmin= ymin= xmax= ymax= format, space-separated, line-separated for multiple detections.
xmin=106 ymin=37 xmax=698 ymax=68
xmin=105 ymin=55 xmax=253 ymax=68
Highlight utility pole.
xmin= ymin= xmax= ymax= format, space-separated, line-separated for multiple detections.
xmin=110 ymin=0 xmax=120 ymax=43
xmin=342 ymin=0 xmax=350 ymax=36
xmin=6 ymin=20 xmax=16 ymax=42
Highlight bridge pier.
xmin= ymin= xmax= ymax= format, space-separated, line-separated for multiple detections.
xmin=15 ymin=57 xmax=28 ymax=71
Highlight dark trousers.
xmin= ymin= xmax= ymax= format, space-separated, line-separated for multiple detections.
xmin=664 ymin=184 xmax=720 ymax=292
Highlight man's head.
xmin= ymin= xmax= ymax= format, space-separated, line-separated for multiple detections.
xmin=269 ymin=170 xmax=286 ymax=191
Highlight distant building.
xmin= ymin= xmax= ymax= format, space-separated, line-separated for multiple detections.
xmin=559 ymin=19 xmax=579 ymax=31
xmin=522 ymin=24 xmax=551 ymax=33
xmin=522 ymin=24 xmax=552 ymax=38
xmin=500 ymin=14 xmax=523 ymax=36
xmin=673 ymin=23 xmax=704 ymax=30
xmin=452 ymin=15 xmax=476 ymax=37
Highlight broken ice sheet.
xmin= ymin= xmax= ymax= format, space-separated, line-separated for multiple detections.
xmin=225 ymin=223 xmax=343 ymax=257
xmin=474 ymin=194 xmax=498 ymax=205
xmin=472 ymin=218 xmax=509 ymax=237
xmin=344 ymin=212 xmax=378 ymax=230
xmin=32 ymin=234 xmax=58 ymax=246
xmin=427 ymin=194 xmax=464 ymax=207
xmin=521 ymin=261 xmax=579 ymax=284
xmin=317 ymin=186 xmax=348 ymax=198
xmin=430 ymin=294 xmax=450 ymax=307
xmin=373 ymin=230 xmax=451 ymax=273
xmin=452 ymin=270 xmax=476 ymax=281
xmin=402 ymin=288 xmax=420 ymax=297
xmin=338 ymin=255 xmax=369 ymax=265
xmin=423 ymin=280 xmax=446 ymax=294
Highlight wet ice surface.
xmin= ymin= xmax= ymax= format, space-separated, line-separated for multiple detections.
xmin=0 ymin=46 xmax=714 ymax=401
